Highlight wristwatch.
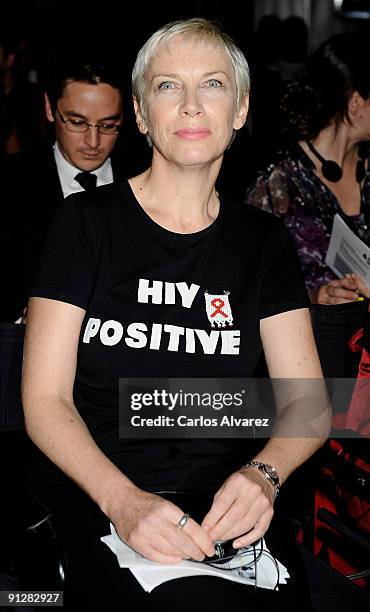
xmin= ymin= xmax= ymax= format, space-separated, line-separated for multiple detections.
xmin=240 ymin=461 xmax=281 ymax=499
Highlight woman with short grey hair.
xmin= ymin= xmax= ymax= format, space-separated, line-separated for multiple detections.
xmin=22 ymin=18 xmax=327 ymax=610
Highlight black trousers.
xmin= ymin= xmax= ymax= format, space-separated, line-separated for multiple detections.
xmin=31 ymin=482 xmax=312 ymax=612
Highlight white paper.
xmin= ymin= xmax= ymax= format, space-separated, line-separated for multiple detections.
xmin=101 ymin=523 xmax=289 ymax=593
xmin=325 ymin=214 xmax=370 ymax=288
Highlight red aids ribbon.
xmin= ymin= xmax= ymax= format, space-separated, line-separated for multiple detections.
xmin=210 ymin=298 xmax=227 ymax=318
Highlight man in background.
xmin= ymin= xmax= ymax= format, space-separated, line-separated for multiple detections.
xmin=1 ymin=46 xmax=125 ymax=321
xmin=42 ymin=46 xmax=125 ymax=201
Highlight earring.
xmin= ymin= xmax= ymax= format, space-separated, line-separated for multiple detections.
xmin=145 ymin=133 xmax=152 ymax=148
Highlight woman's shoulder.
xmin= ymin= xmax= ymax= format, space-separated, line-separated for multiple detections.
xmin=63 ymin=180 xmax=130 ymax=214
xmin=222 ymin=195 xmax=287 ymax=235
xmin=221 ymin=197 xmax=298 ymax=265
xmin=245 ymin=144 xmax=316 ymax=213
xmin=256 ymin=146 xmax=307 ymax=180
xmin=52 ymin=180 xmax=134 ymax=235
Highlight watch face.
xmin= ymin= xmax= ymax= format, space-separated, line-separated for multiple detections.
xmin=263 ymin=465 xmax=278 ymax=483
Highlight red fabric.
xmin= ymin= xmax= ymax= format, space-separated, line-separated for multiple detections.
xmin=348 ymin=326 xmax=365 ymax=353
xmin=346 ymin=369 xmax=370 ymax=436
xmin=328 ymin=440 xmax=370 ymax=536
xmin=313 ymin=488 xmax=367 ymax=586
xmin=313 ymin=440 xmax=370 ymax=587
xmin=309 ymin=309 xmax=370 ymax=584
xmin=346 ymin=307 xmax=370 ymax=436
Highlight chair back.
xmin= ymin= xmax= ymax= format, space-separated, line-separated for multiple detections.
xmin=0 ymin=322 xmax=26 ymax=431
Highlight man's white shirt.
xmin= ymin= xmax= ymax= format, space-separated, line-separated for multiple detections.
xmin=53 ymin=142 xmax=114 ymax=198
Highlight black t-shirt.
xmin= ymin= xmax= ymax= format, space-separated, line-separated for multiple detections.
xmin=29 ymin=180 xmax=308 ymax=492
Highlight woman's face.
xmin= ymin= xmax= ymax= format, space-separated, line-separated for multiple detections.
xmin=136 ymin=35 xmax=248 ymax=167
xmin=357 ymin=98 xmax=370 ymax=140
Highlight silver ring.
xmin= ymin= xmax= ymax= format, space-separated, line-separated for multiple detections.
xmin=177 ymin=513 xmax=190 ymax=529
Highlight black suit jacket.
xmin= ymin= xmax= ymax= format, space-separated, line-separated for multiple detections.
xmin=0 ymin=149 xmax=126 ymax=321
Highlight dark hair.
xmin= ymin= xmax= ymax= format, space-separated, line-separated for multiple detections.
xmin=43 ymin=44 xmax=124 ymax=112
xmin=281 ymin=32 xmax=370 ymax=140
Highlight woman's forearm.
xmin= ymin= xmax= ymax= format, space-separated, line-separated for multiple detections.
xmin=253 ymin=377 xmax=331 ymax=484
xmin=259 ymin=308 xmax=331 ymax=485
xmin=23 ymin=395 xmax=136 ymax=517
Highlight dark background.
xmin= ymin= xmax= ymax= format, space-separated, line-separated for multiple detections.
xmin=3 ymin=0 xmax=370 ymax=194
xmin=7 ymin=0 xmax=370 ymax=69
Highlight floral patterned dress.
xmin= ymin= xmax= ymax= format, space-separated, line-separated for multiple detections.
xmin=246 ymin=144 xmax=370 ymax=292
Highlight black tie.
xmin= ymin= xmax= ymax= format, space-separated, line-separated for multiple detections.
xmin=74 ymin=171 xmax=97 ymax=191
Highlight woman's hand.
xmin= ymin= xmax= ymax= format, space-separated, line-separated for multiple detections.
xmin=310 ymin=275 xmax=361 ymax=304
xmin=110 ymin=486 xmax=215 ymax=564
xmin=350 ymin=273 xmax=370 ymax=298
xmin=200 ymin=469 xmax=274 ymax=549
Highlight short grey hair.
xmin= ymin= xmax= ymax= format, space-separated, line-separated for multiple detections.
xmin=132 ymin=18 xmax=250 ymax=123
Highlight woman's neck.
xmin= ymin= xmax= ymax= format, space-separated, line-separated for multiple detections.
xmin=129 ymin=155 xmax=223 ymax=234
xmin=309 ymin=123 xmax=359 ymax=166
xmin=300 ymin=122 xmax=366 ymax=217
